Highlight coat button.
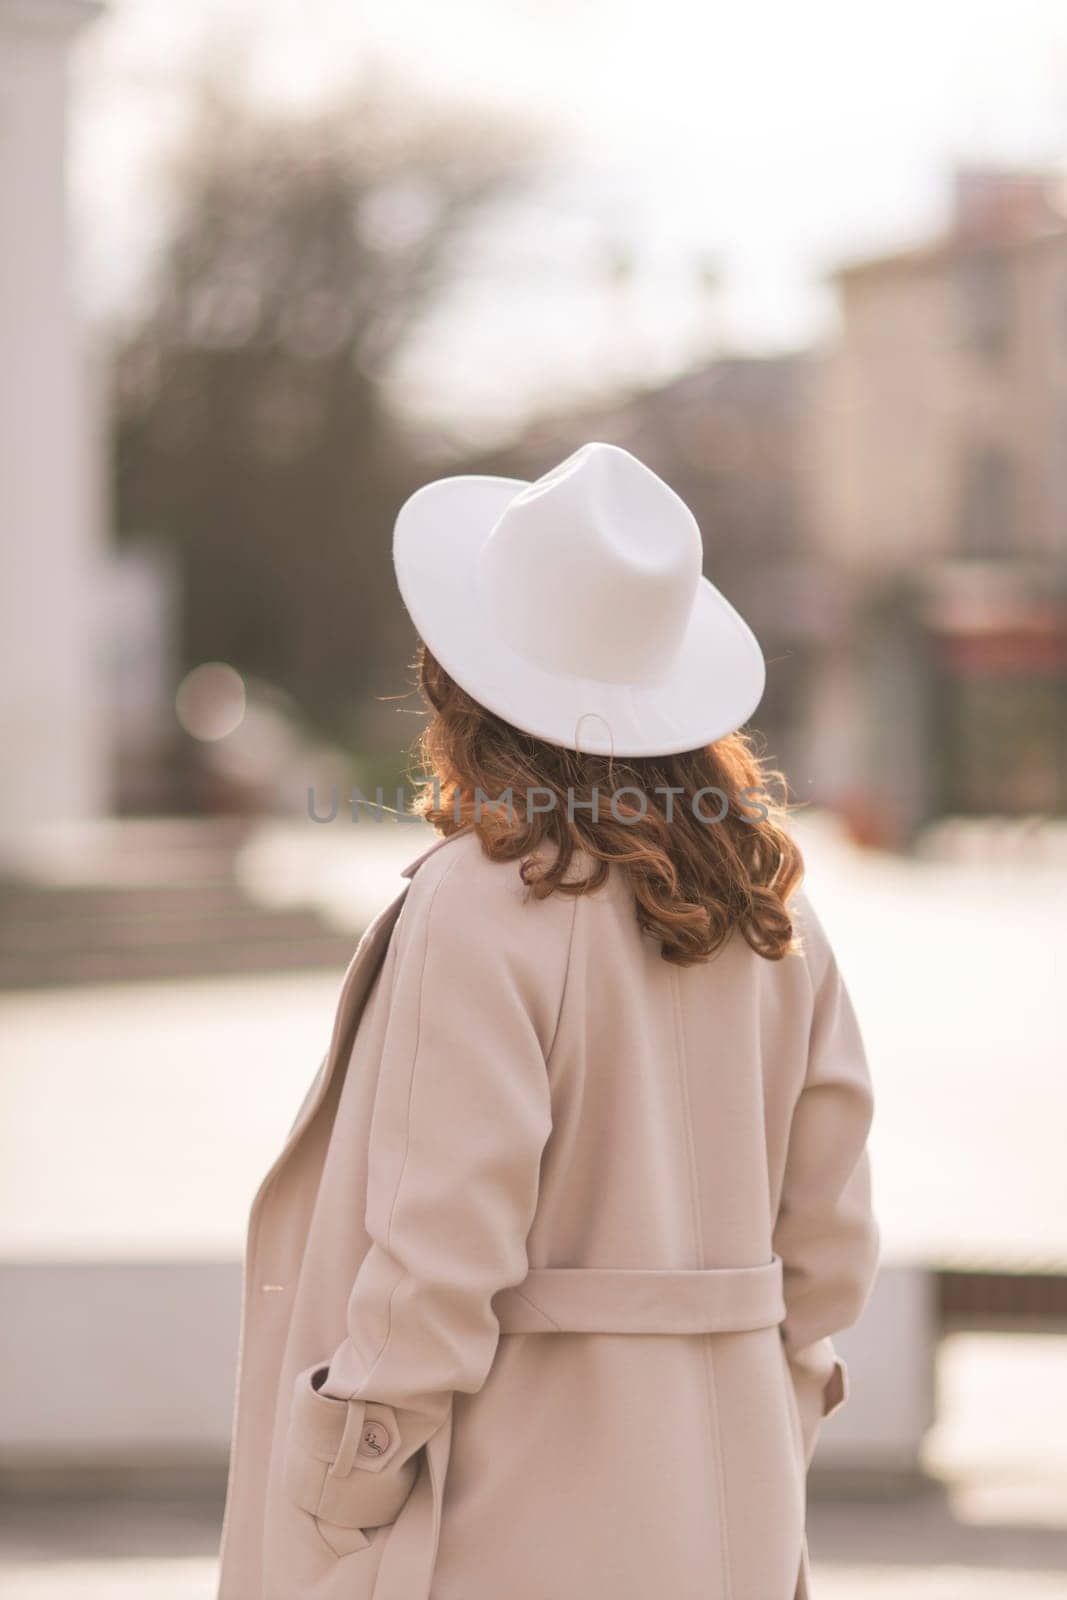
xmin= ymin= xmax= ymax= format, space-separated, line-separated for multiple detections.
xmin=358 ymin=1420 xmax=391 ymax=1458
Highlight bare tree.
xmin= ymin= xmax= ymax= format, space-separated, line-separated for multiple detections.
xmin=114 ymin=74 xmax=534 ymax=751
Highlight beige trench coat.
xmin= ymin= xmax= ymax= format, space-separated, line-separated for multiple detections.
xmin=217 ymin=825 xmax=880 ymax=1600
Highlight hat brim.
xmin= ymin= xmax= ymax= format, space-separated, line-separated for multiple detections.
xmin=393 ymin=474 xmax=767 ymax=758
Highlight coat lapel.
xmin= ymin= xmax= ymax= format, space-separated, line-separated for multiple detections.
xmin=248 ymin=827 xmax=473 ymax=1229
xmin=278 ymin=891 xmax=407 ymax=1144
xmin=245 ymin=888 xmax=406 ymax=1232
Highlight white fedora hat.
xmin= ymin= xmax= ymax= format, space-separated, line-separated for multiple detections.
xmin=392 ymin=441 xmax=765 ymax=757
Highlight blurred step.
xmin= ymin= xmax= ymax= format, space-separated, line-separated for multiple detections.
xmin=0 ymin=820 xmax=359 ymax=988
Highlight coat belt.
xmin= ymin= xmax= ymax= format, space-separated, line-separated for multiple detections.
xmin=372 ymin=1255 xmax=786 ymax=1600
xmin=492 ymin=1253 xmax=785 ymax=1335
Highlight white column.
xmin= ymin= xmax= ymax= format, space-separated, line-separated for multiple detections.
xmin=0 ymin=0 xmax=105 ymax=834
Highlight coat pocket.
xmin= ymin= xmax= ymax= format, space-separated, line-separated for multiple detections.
xmin=782 ymin=1336 xmax=850 ymax=1470
xmin=283 ymin=1364 xmax=420 ymax=1558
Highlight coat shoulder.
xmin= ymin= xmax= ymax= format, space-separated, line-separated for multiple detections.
xmin=401 ymin=829 xmax=578 ymax=956
xmin=787 ymin=887 xmax=840 ymax=993
xmin=395 ymin=830 xmax=577 ymax=1049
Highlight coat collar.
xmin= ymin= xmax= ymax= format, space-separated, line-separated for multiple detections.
xmin=400 ymin=824 xmax=474 ymax=879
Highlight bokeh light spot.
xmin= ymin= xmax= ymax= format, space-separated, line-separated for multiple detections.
xmin=175 ymin=662 xmax=247 ymax=742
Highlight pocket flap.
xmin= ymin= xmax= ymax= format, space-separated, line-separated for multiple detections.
xmin=284 ymin=1364 xmax=420 ymax=1532
xmin=288 ymin=1365 xmax=349 ymax=1462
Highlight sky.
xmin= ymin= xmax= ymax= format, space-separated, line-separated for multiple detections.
xmin=71 ymin=0 xmax=1067 ymax=442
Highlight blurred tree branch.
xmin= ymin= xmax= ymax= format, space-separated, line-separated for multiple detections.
xmin=114 ymin=71 xmax=538 ymax=751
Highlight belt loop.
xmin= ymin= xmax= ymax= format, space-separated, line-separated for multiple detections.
xmin=330 ymin=1397 xmax=368 ymax=1479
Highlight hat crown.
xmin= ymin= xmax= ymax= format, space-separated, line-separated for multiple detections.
xmin=477 ymin=443 xmax=704 ymax=686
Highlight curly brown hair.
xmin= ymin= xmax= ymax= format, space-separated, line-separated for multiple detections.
xmin=410 ymin=644 xmax=803 ymax=965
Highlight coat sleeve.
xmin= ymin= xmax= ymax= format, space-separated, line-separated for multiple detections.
xmin=773 ymin=896 xmax=881 ymax=1468
xmin=284 ymin=853 xmax=566 ymax=1539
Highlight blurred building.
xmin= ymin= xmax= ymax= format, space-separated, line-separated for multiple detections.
xmin=806 ymin=167 xmax=1067 ymax=843
xmin=462 ymin=168 xmax=1067 ymax=848
xmin=395 ymin=171 xmax=1067 ymax=846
